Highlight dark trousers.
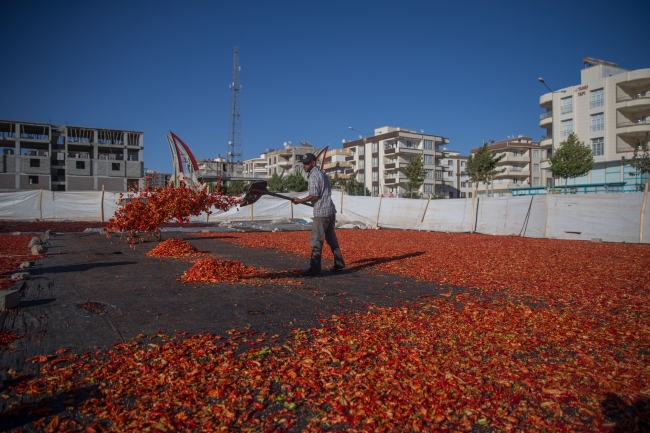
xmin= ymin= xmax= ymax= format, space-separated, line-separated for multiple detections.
xmin=309 ymin=215 xmax=345 ymax=272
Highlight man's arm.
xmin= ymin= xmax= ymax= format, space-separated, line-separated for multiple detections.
xmin=292 ymin=194 xmax=318 ymax=204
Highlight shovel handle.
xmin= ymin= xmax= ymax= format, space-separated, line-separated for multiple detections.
xmin=265 ymin=191 xmax=314 ymax=207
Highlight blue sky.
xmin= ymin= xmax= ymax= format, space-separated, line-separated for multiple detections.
xmin=1 ymin=0 xmax=648 ymax=172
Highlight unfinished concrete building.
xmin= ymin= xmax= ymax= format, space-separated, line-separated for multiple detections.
xmin=0 ymin=120 xmax=144 ymax=191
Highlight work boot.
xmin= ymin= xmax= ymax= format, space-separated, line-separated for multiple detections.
xmin=300 ymin=268 xmax=320 ymax=277
xmin=329 ymin=265 xmax=345 ymax=272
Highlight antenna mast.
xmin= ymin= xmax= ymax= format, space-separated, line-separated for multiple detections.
xmin=227 ymin=46 xmax=242 ymax=166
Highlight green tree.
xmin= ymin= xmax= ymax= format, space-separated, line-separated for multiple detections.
xmin=464 ymin=142 xmax=506 ymax=196
xmin=285 ymin=172 xmax=308 ymax=192
xmin=404 ymin=155 xmax=425 ymax=198
xmin=328 ymin=173 xmax=344 ymax=190
xmin=549 ymin=133 xmax=594 ymax=193
xmin=227 ymin=180 xmax=246 ymax=196
xmin=267 ymin=172 xmax=287 ymax=193
xmin=342 ymin=171 xmax=370 ymax=196
xmin=622 ymin=133 xmax=650 ymax=191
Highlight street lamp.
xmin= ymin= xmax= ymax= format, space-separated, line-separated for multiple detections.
xmin=348 ymin=126 xmax=368 ymax=196
xmin=538 ymin=77 xmax=566 ymax=94
xmin=348 ymin=126 xmax=369 ymax=138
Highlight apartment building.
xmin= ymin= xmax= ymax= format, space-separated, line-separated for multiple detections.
xmin=539 ymin=58 xmax=650 ymax=189
xmin=144 ymin=170 xmax=172 ymax=187
xmin=438 ymin=151 xmax=471 ymax=198
xmin=264 ymin=142 xmax=314 ymax=176
xmin=242 ymin=154 xmax=268 ymax=178
xmin=0 ymin=119 xmax=143 ymax=192
xmin=343 ymin=126 xmax=450 ymax=196
xmin=323 ymin=148 xmax=353 ymax=179
xmin=470 ymin=137 xmax=544 ymax=197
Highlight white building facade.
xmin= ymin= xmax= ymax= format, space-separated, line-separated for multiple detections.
xmin=539 ymin=58 xmax=650 ymax=190
xmin=343 ymin=126 xmax=451 ymax=197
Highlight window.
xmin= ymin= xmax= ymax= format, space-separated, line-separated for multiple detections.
xmin=533 ymin=164 xmax=539 ymax=172
xmin=112 ymin=163 xmax=121 ymax=170
xmin=447 ymin=160 xmax=453 ymax=166
xmin=358 ymin=146 xmax=364 ymax=155
xmin=268 ymin=158 xmax=271 ymax=165
xmin=358 ymin=174 xmax=364 ymax=183
xmin=29 ymin=176 xmax=39 ymax=184
xmin=513 ymin=150 xmax=518 ymax=157
xmin=30 ymin=159 xmax=40 ymax=167
xmin=425 ymin=169 xmax=434 ymax=179
xmin=460 ymin=192 xmax=466 ymax=198
xmin=372 ymin=171 xmax=378 ymax=181
xmin=424 ymin=140 xmax=433 ymax=150
xmin=405 ymin=155 xmax=412 ymax=162
xmin=435 ymin=171 xmax=443 ymax=179
xmin=423 ymin=154 xmax=433 ymax=165
xmin=592 ymin=137 xmax=604 ymax=156
xmin=76 ymin=161 xmax=85 ymax=169
xmin=533 ymin=150 xmax=539 ymax=158
xmin=424 ymin=184 xmax=433 ymax=193
xmin=561 ymin=96 xmax=573 ymax=115
xmin=372 ymin=186 xmax=379 ymax=196
xmin=591 ymin=88 xmax=604 ymax=109
xmin=372 ymin=143 xmax=378 ymax=153
xmin=533 ymin=177 xmax=540 ymax=186
xmin=635 ymin=115 xmax=647 ymax=124
xmin=405 ymin=140 xmax=413 ymax=148
xmin=274 ymin=157 xmax=277 ymax=164
xmin=546 ymin=178 xmax=553 ymax=187
xmin=372 ymin=157 xmax=378 ymax=167
xmin=447 ymin=171 xmax=453 ymax=177
xmin=561 ymin=119 xmax=574 ymax=137
xmin=461 ymin=161 xmax=466 ymax=167
xmin=591 ymin=113 xmax=604 ymax=132
xmin=359 ymin=160 xmax=365 ymax=169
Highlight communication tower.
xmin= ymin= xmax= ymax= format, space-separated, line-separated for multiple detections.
xmin=227 ymin=46 xmax=242 ymax=165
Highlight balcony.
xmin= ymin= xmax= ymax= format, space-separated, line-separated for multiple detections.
xmin=540 ymin=136 xmax=552 ymax=147
xmin=616 ymin=119 xmax=649 ymax=134
xmin=499 ymin=154 xmax=529 ymax=163
xmin=435 ymin=150 xmax=450 ymax=158
xmin=345 ymin=155 xmax=355 ymax=161
xmin=277 ymin=158 xmax=293 ymax=167
xmin=384 ymin=176 xmax=408 ymax=184
xmin=384 ymin=145 xmax=421 ymax=155
xmin=495 ymin=168 xmax=530 ymax=178
xmin=539 ymin=93 xmax=553 ymax=108
xmin=540 ymin=111 xmax=553 ymax=128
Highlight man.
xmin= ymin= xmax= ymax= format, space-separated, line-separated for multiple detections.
xmin=292 ymin=153 xmax=345 ymax=276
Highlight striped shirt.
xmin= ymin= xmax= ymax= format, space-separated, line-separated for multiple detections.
xmin=307 ymin=167 xmax=337 ymax=217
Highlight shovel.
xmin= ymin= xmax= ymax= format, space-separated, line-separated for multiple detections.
xmin=240 ymin=181 xmax=314 ymax=207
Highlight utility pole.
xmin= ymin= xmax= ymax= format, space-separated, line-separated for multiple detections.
xmin=227 ymin=47 xmax=242 ymax=168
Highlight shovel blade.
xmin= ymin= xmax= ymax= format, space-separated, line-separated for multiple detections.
xmin=240 ymin=181 xmax=268 ymax=206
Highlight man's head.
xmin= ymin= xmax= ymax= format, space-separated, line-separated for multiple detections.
xmin=299 ymin=153 xmax=318 ymax=172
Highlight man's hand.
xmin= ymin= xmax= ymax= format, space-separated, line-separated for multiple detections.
xmin=293 ymin=195 xmax=318 ymax=205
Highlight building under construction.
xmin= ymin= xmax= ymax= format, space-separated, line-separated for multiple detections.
xmin=0 ymin=119 xmax=144 ymax=191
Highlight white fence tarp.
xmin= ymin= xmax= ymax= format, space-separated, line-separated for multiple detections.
xmin=1 ymin=190 xmax=649 ymax=243
xmin=545 ymin=193 xmax=644 ymax=244
xmin=0 ymin=191 xmax=40 ymax=220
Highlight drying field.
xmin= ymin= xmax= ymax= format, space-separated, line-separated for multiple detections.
xmin=0 ymin=226 xmax=648 ymax=432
